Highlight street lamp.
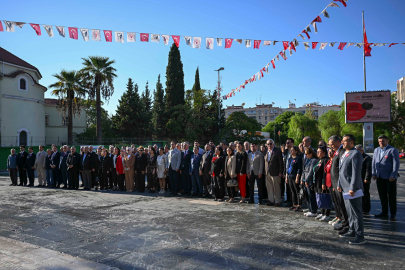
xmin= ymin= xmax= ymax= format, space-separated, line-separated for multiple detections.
xmin=274 ymin=121 xmax=284 ymax=146
xmin=214 ymin=67 xmax=224 ymax=133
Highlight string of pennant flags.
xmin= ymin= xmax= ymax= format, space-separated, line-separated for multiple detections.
xmin=0 ymin=0 xmax=403 ymax=101
xmin=222 ymin=0 xmax=404 ymax=100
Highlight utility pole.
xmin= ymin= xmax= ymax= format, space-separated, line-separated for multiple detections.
xmin=215 ymin=67 xmax=224 ymax=133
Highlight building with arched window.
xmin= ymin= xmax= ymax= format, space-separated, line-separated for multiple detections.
xmin=0 ymin=47 xmax=86 ymax=146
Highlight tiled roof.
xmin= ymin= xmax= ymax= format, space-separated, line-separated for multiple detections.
xmin=0 ymin=47 xmax=42 ymax=77
xmin=45 ymin=98 xmax=58 ymax=106
xmin=4 ymin=70 xmax=47 ymax=90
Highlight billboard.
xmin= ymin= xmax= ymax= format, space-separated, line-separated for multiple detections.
xmin=345 ymin=90 xmax=391 ymax=123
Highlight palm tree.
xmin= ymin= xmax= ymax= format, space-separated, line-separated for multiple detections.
xmin=49 ymin=70 xmax=87 ymax=145
xmin=80 ymin=56 xmax=117 ymax=144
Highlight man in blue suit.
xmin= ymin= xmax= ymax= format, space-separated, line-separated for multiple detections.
xmin=372 ymin=135 xmax=400 ymax=221
xmin=180 ymin=142 xmax=192 ymax=196
xmin=190 ymin=147 xmax=203 ymax=197
xmin=337 ymin=134 xmax=366 ymax=245
xmin=50 ymin=145 xmax=61 ymax=188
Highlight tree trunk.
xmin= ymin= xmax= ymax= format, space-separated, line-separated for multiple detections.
xmin=96 ymin=81 xmax=102 ymax=145
xmin=68 ymin=90 xmax=73 ymax=145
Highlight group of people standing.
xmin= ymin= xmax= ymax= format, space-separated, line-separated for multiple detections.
xmin=7 ymin=134 xmax=399 ymax=245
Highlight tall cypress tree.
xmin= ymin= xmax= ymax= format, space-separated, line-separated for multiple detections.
xmin=192 ymin=67 xmax=201 ymax=92
xmin=165 ymin=43 xmax=185 ymax=108
xmin=152 ymin=74 xmax=166 ymax=139
xmin=139 ymin=81 xmax=152 ymax=139
xmin=112 ymin=78 xmax=139 ymax=137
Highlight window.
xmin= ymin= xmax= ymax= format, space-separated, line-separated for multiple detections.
xmin=45 ymin=116 xmax=49 ymax=126
xmin=265 ymin=116 xmax=267 ymax=120
xmin=19 ymin=131 xmax=27 ymax=146
xmin=258 ymin=110 xmax=261 ymax=114
xmin=265 ymin=110 xmax=267 ymax=114
xmin=19 ymin=78 xmax=27 ymax=91
xmin=258 ymin=116 xmax=261 ymax=120
xmin=62 ymin=116 xmax=68 ymax=126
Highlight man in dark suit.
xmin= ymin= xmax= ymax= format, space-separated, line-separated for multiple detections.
xmin=372 ymin=135 xmax=400 ymax=221
xmin=108 ymin=145 xmax=116 ymax=190
xmin=50 ymin=145 xmax=61 ymax=188
xmin=45 ymin=149 xmax=53 ymax=187
xmin=244 ymin=141 xmax=251 ymax=199
xmin=337 ymin=134 xmax=365 ymax=245
xmin=25 ymin=147 xmax=36 ymax=186
xmin=355 ymin=145 xmax=372 ymax=215
xmin=59 ymin=145 xmax=69 ymax=188
xmin=81 ymin=146 xmax=93 ymax=190
xmin=264 ymin=139 xmax=284 ymax=206
xmin=17 ymin=145 xmax=28 ymax=186
xmin=67 ymin=146 xmax=81 ymax=190
xmin=180 ymin=142 xmax=193 ymax=196
xmin=282 ymin=138 xmax=294 ymax=204
xmin=328 ymin=135 xmax=350 ymax=234
xmin=190 ymin=147 xmax=203 ymax=196
xmin=247 ymin=143 xmax=264 ymax=204
xmin=89 ymin=146 xmax=97 ymax=188
xmin=93 ymin=147 xmax=102 ymax=190
xmin=199 ymin=144 xmax=213 ymax=198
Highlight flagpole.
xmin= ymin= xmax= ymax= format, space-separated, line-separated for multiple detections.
xmin=363 ymin=11 xmax=366 ymax=92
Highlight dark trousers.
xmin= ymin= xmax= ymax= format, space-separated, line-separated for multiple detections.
xmin=249 ymin=172 xmax=264 ymax=203
xmin=9 ymin=168 xmax=17 ymax=185
xmin=245 ymin=180 xmax=250 ymax=199
xmin=118 ymin=174 xmax=125 ymax=191
xmin=334 ymin=188 xmax=349 ymax=229
xmin=181 ymin=170 xmax=192 ymax=194
xmin=27 ymin=168 xmax=35 ymax=185
xmin=202 ymin=171 xmax=211 ymax=195
xmin=111 ymin=170 xmax=118 ymax=187
xmin=91 ymin=171 xmax=96 ymax=188
xmin=344 ymin=197 xmax=364 ymax=239
xmin=100 ymin=172 xmax=109 ymax=189
xmin=18 ymin=167 xmax=27 ymax=185
xmin=305 ymin=185 xmax=318 ymax=214
xmin=288 ymin=176 xmax=302 ymax=206
xmin=213 ymin=175 xmax=225 ymax=199
xmin=68 ymin=168 xmax=80 ymax=189
xmin=61 ymin=168 xmax=69 ymax=186
xmin=51 ymin=168 xmax=60 ymax=186
xmin=262 ymin=174 xmax=268 ymax=200
xmin=377 ymin=177 xmax=397 ymax=215
xmin=136 ymin=169 xmax=145 ymax=192
xmin=169 ymin=168 xmax=179 ymax=194
xmin=362 ymin=181 xmax=371 ymax=213
xmin=226 ymin=175 xmax=237 ymax=198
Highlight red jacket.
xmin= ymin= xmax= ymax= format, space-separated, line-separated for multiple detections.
xmin=116 ymin=155 xmax=124 ymax=175
xmin=324 ymin=159 xmax=332 ymax=187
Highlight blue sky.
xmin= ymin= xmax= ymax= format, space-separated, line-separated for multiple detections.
xmin=1 ymin=0 xmax=405 ymax=114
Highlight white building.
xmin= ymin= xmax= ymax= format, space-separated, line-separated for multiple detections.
xmin=0 ymin=47 xmax=86 ymax=146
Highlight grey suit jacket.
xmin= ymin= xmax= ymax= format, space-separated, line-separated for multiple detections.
xmin=247 ymin=151 xmax=264 ymax=175
xmin=167 ymin=149 xmax=181 ymax=170
xmin=35 ymin=150 xmax=47 ymax=169
xmin=338 ymin=148 xmax=363 ymax=192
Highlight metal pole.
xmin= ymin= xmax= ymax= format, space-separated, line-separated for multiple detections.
xmin=363 ymin=11 xmax=366 ymax=92
xmin=218 ymin=70 xmax=221 ymax=133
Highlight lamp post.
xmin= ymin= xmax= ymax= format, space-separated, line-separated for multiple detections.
xmin=214 ymin=67 xmax=224 ymax=133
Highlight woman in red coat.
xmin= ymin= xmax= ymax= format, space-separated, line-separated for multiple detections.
xmin=116 ymin=148 xmax=125 ymax=191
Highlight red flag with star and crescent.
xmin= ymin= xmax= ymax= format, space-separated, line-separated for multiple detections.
xmin=225 ymin=38 xmax=233 ymax=49
xmin=103 ymin=30 xmax=112 ymax=42
xmin=140 ymin=33 xmax=149 ymax=42
xmin=68 ymin=27 xmax=78 ymax=39
xmin=30 ymin=23 xmax=41 ymax=35
xmin=172 ymin=35 xmax=180 ymax=47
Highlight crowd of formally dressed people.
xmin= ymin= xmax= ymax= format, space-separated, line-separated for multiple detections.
xmin=7 ymin=134 xmax=400 ymax=245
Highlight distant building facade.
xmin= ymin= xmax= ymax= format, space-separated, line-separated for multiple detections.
xmin=0 ymin=47 xmax=86 ymax=146
xmin=225 ymin=102 xmax=341 ymax=126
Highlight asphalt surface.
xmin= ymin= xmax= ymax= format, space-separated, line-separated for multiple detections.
xmin=0 ymin=166 xmax=404 ymax=270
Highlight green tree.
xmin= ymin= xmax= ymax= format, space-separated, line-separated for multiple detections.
xmin=288 ymin=113 xmax=320 ymax=146
xmin=48 ymin=70 xmax=87 ymax=144
xmin=111 ymin=78 xmax=140 ymax=137
xmin=192 ymin=67 xmax=201 ymax=91
xmin=80 ymin=56 xmax=117 ymax=144
xmin=220 ymin=111 xmax=263 ymax=144
xmin=151 ymin=75 xmax=166 ymax=139
xmin=318 ymin=110 xmax=342 ymax=141
xmin=262 ymin=111 xmax=295 ymax=144
xmin=165 ymin=43 xmax=185 ymax=108
xmin=209 ymin=89 xmax=225 ymax=141
xmin=139 ymin=81 xmax=152 ymax=138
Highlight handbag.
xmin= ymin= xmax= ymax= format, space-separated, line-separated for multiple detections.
xmin=316 ymin=191 xmax=332 ymax=209
xmin=227 ymin=178 xmax=238 ymax=187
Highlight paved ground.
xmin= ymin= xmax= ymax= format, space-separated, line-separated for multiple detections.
xmin=0 ymin=165 xmax=404 ymax=270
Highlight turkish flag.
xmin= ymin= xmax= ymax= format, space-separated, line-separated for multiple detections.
xmin=104 ymin=30 xmax=112 ymax=42
xmin=172 ymin=35 xmax=180 ymax=47
xmin=140 ymin=33 xmax=149 ymax=42
xmin=289 ymin=42 xmax=296 ymax=52
xmin=279 ymin=51 xmax=287 ymax=60
xmin=334 ymin=0 xmax=347 ymax=7
xmin=0 ymin=21 xmax=3 ymax=32
xmin=302 ymin=30 xmax=310 ymax=40
xmin=254 ymin=40 xmax=261 ymax=49
xmin=313 ymin=16 xmax=322 ymax=23
xmin=68 ymin=27 xmax=78 ymax=39
xmin=283 ymin=41 xmax=289 ymax=50
xmin=363 ymin=22 xmax=372 ymax=56
xmin=338 ymin=42 xmax=347 ymax=50
xmin=225 ymin=38 xmax=233 ymax=49
xmin=30 ymin=23 xmax=41 ymax=35
xmin=389 ymin=43 xmax=398 ymax=47
xmin=312 ymin=42 xmax=318 ymax=49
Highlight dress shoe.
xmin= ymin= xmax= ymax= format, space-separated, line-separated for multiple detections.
xmin=375 ymin=213 xmax=389 ymax=218
xmin=247 ymin=200 xmax=255 ymax=204
xmin=9 ymin=184 xmax=14 ymax=186
xmin=338 ymin=228 xmax=350 ymax=235
xmin=362 ymin=212 xmax=369 ymax=215
xmin=349 ymin=237 xmax=366 ymax=245
xmin=390 ymin=215 xmax=396 ymax=221
xmin=339 ymin=231 xmax=355 ymax=238
xmin=266 ymin=201 xmax=275 ymax=206
xmin=36 ymin=184 xmax=42 ymax=187
xmin=17 ymin=184 xmax=23 ymax=186
xmin=28 ymin=184 xmax=34 ymax=187
xmin=274 ymin=203 xmax=281 ymax=207
xmin=294 ymin=207 xmax=303 ymax=212
xmin=334 ymin=226 xmax=344 ymax=231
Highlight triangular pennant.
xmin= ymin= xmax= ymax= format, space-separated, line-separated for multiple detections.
xmin=329 ymin=42 xmax=336 ymax=47
xmin=283 ymin=41 xmax=289 ymax=50
xmin=313 ymin=16 xmax=322 ymax=23
xmin=356 ymin=43 xmax=363 ymax=48
xmin=3 ymin=21 xmax=15 ymax=32
xmin=328 ymin=2 xmax=340 ymax=8
xmin=276 ymin=55 xmax=280 ymax=61
xmin=289 ymin=42 xmax=296 ymax=52
xmin=151 ymin=34 xmax=160 ymax=43
xmin=115 ymin=31 xmax=125 ymax=43
xmin=302 ymin=30 xmax=310 ymax=39
xmin=80 ymin=28 xmax=89 ymax=41
xmin=303 ymin=42 xmax=310 ymax=50
xmin=184 ymin=36 xmax=192 ymax=47
xmin=162 ymin=35 xmax=169 ymax=45
xmin=320 ymin=42 xmax=328 ymax=50
xmin=322 ymin=10 xmax=330 ymax=18
xmin=263 ymin=40 xmax=272 ymax=46
xmin=294 ymin=39 xmax=299 ymax=47
xmin=272 ymin=41 xmax=278 ymax=46
xmin=56 ymin=26 xmax=65 ymax=37
xmin=306 ymin=26 xmax=311 ymax=33
xmin=13 ymin=22 xmax=25 ymax=28
xmin=299 ymin=34 xmax=305 ymax=40
xmin=312 ymin=42 xmax=318 ymax=49
xmin=43 ymin=25 xmax=54 ymax=37
xmin=338 ymin=42 xmax=347 ymax=50
xmin=236 ymin=39 xmax=243 ymax=44
xmin=0 ymin=21 xmax=4 ymax=32
xmin=30 ymin=24 xmax=41 ymax=36
xmin=280 ymin=51 xmax=287 ymax=60
xmin=216 ymin=38 xmax=222 ymax=46
xmin=389 ymin=43 xmax=398 ymax=47
xmin=311 ymin=21 xmax=318 ymax=33
xmin=172 ymin=35 xmax=180 ymax=47
xmin=127 ymin=32 xmax=136 ymax=42
xmin=334 ymin=0 xmax=347 ymax=7
xmin=92 ymin=30 xmax=101 ymax=41
xmin=347 ymin=42 xmax=356 ymax=48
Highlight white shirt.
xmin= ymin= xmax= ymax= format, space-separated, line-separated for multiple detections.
xmin=113 ymin=155 xmax=117 ymax=168
xmin=267 ymin=150 xmax=272 ymax=162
